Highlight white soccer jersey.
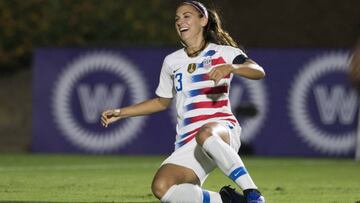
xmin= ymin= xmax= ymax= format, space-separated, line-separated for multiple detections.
xmin=156 ymin=43 xmax=247 ymax=149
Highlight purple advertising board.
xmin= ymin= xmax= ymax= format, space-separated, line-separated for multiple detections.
xmin=32 ymin=48 xmax=358 ymax=157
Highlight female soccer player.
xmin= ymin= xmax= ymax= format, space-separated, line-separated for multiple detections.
xmin=101 ymin=1 xmax=266 ymax=202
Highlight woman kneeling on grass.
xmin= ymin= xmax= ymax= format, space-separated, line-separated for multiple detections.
xmin=101 ymin=1 xmax=266 ymax=202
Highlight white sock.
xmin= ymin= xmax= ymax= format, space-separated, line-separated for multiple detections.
xmin=202 ymin=135 xmax=257 ymax=190
xmin=161 ymin=183 xmax=222 ymax=203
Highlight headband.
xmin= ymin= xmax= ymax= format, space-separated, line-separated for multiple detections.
xmin=183 ymin=1 xmax=208 ymax=19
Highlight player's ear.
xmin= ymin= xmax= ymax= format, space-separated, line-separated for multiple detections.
xmin=200 ymin=17 xmax=208 ymax=27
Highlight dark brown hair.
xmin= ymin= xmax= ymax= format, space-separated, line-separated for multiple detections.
xmin=205 ymin=9 xmax=239 ymax=48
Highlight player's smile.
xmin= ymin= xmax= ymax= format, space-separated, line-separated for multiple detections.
xmin=179 ymin=27 xmax=189 ymax=34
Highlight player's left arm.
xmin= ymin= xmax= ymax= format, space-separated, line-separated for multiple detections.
xmin=231 ymin=58 xmax=266 ymax=80
xmin=208 ymin=58 xmax=265 ymax=85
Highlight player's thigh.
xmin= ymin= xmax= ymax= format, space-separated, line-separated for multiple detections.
xmin=151 ymin=163 xmax=200 ymax=199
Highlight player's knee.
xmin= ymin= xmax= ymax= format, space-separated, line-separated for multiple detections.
xmin=151 ymin=177 xmax=173 ymax=199
xmin=195 ymin=124 xmax=213 ymax=146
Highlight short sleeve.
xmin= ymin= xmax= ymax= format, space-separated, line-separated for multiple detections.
xmin=223 ymin=46 xmax=248 ymax=65
xmin=155 ymin=58 xmax=174 ymax=98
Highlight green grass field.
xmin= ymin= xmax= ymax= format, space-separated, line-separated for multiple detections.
xmin=0 ymin=154 xmax=359 ymax=203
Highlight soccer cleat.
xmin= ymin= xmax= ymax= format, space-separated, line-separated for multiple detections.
xmin=244 ymin=189 xmax=265 ymax=203
xmin=219 ymin=185 xmax=247 ymax=203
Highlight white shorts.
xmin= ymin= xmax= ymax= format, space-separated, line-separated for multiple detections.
xmin=161 ymin=121 xmax=242 ymax=185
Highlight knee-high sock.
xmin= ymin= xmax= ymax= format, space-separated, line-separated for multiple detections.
xmin=161 ymin=183 xmax=222 ymax=203
xmin=202 ymin=135 xmax=257 ymax=190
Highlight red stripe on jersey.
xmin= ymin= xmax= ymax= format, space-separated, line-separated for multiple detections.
xmin=189 ymin=85 xmax=228 ymax=97
xmin=176 ymin=132 xmax=197 ymax=148
xmin=203 ymin=85 xmax=228 ymax=94
xmin=184 ymin=112 xmax=233 ymax=126
xmin=212 ymin=57 xmax=226 ymax=66
xmin=186 ymin=100 xmax=228 ymax=111
xmin=179 ymin=126 xmax=201 ymax=139
xmin=221 ymin=118 xmax=238 ymax=125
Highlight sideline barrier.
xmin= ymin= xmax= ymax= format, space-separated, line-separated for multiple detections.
xmin=32 ymin=48 xmax=357 ymax=156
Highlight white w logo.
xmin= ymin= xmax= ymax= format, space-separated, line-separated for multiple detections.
xmin=314 ymin=85 xmax=358 ymax=125
xmin=77 ymin=84 xmax=126 ymax=123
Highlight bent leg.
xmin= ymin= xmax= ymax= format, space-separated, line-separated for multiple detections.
xmin=152 ymin=163 xmax=222 ymax=203
xmin=195 ymin=122 xmax=257 ymax=190
xmin=151 ymin=163 xmax=200 ymax=199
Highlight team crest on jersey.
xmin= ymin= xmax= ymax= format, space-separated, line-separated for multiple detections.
xmin=203 ymin=56 xmax=212 ymax=69
xmin=187 ymin=63 xmax=197 ymax=73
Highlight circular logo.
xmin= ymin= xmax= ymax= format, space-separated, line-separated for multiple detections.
xmin=289 ymin=52 xmax=356 ymax=155
xmin=52 ymin=51 xmax=148 ymax=153
xmin=231 ymin=77 xmax=268 ymax=143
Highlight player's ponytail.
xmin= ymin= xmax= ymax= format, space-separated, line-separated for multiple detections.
xmin=205 ymin=9 xmax=239 ymax=48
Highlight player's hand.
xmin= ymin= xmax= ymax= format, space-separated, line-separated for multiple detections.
xmin=208 ymin=64 xmax=233 ymax=85
xmin=101 ymin=109 xmax=122 ymax=127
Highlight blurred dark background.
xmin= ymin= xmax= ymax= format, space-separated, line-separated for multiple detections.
xmin=1 ymin=0 xmax=360 ymax=152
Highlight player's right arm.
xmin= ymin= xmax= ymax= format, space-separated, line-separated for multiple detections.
xmin=101 ymin=97 xmax=172 ymax=127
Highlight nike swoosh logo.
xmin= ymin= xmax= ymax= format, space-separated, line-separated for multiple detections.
xmin=173 ymin=67 xmax=181 ymax=73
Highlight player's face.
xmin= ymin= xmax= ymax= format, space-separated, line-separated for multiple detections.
xmin=175 ymin=4 xmax=207 ymax=46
